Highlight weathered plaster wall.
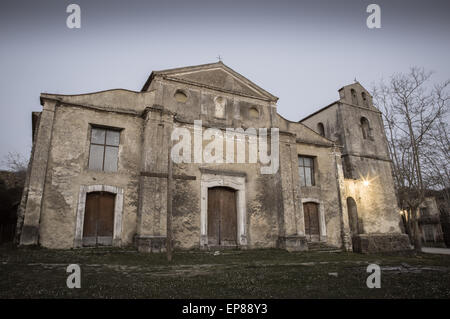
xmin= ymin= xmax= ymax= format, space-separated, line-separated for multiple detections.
xmin=295 ymin=142 xmax=344 ymax=247
xmin=41 ymin=89 xmax=155 ymax=114
xmin=167 ymin=121 xmax=282 ymax=249
xmin=343 ymin=158 xmax=403 ymax=234
xmin=20 ymin=100 xmax=57 ymax=245
xmin=150 ymin=78 xmax=274 ymax=130
xmin=144 ymin=75 xmax=282 ymax=250
xmin=38 ymin=104 xmax=144 ymax=248
xmin=275 ymin=114 xmax=347 ymax=249
xmin=339 ymin=104 xmax=390 ymax=161
xmin=300 ymin=103 xmax=341 ymax=143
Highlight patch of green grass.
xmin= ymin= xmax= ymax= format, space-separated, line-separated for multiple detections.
xmin=1 ymin=245 xmax=449 ymax=298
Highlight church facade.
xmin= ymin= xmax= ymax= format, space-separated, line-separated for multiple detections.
xmin=16 ymin=62 xmax=410 ymax=253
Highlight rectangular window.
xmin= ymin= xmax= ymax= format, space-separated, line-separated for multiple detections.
xmin=88 ymin=127 xmax=120 ymax=172
xmin=298 ymin=156 xmax=315 ymax=187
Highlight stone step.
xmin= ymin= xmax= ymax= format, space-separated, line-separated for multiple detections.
xmin=307 ymin=242 xmax=342 ymax=252
xmin=207 ymin=245 xmax=239 ymax=251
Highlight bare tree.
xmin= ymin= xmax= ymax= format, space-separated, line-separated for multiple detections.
xmin=422 ymin=116 xmax=450 ymax=211
xmin=1 ymin=151 xmax=28 ymax=173
xmin=373 ymin=67 xmax=450 ymax=252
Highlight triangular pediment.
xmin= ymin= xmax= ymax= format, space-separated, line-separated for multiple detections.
xmin=142 ymin=62 xmax=278 ymax=102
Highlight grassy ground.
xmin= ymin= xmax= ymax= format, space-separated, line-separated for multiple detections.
xmin=1 ymin=244 xmax=449 ymax=298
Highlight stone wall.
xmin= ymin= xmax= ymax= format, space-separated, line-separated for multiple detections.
xmin=352 ymin=233 xmax=411 ymax=253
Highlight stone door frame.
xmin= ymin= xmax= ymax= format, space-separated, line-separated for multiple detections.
xmin=74 ymin=184 xmax=124 ymax=248
xmin=301 ymin=198 xmax=327 ymax=242
xmin=200 ymin=173 xmax=247 ymax=248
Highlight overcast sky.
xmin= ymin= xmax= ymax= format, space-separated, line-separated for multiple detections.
xmin=0 ymin=0 xmax=449 ymax=168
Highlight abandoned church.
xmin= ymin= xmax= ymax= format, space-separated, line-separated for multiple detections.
xmin=16 ymin=62 xmax=411 ymax=253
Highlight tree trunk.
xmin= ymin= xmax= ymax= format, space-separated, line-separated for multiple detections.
xmin=405 ymin=208 xmax=413 ymax=243
xmin=412 ymin=207 xmax=422 ymax=252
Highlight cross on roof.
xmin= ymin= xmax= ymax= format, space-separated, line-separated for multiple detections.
xmin=216 ymin=55 xmax=222 ymax=62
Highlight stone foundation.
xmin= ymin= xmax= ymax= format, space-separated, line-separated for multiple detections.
xmin=352 ymin=233 xmax=411 ymax=253
xmin=277 ymin=236 xmax=308 ymax=251
xmin=19 ymin=225 xmax=39 ymax=246
xmin=136 ymin=236 xmax=167 ymax=253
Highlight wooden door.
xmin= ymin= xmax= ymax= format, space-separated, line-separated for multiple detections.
xmin=83 ymin=192 xmax=115 ymax=246
xmin=303 ymin=202 xmax=320 ymax=240
xmin=207 ymin=187 xmax=237 ymax=246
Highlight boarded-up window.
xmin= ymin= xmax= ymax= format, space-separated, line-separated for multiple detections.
xmin=249 ymin=107 xmax=259 ymax=119
xmin=298 ymin=156 xmax=315 ymax=187
xmin=88 ymin=127 xmax=120 ymax=172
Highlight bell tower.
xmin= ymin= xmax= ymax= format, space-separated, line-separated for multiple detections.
xmin=300 ymin=81 xmax=411 ymax=252
xmin=336 ymin=82 xmax=391 ymax=180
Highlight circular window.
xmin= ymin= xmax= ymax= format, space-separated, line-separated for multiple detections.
xmin=174 ymin=90 xmax=188 ymax=103
xmin=249 ymin=107 xmax=259 ymax=119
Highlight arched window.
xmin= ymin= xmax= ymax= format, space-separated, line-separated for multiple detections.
xmin=361 ymin=92 xmax=368 ymax=107
xmin=317 ymin=122 xmax=325 ymax=137
xmin=360 ymin=117 xmax=371 ymax=140
xmin=351 ymin=89 xmax=358 ymax=105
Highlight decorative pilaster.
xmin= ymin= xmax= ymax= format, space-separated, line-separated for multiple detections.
xmin=277 ymin=133 xmax=307 ymax=251
xmin=20 ymin=99 xmax=57 ymax=246
xmin=333 ymin=146 xmax=352 ymax=251
xmin=136 ymin=105 xmax=174 ymax=252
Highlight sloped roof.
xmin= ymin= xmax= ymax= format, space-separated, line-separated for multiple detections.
xmin=141 ymin=61 xmax=278 ymax=102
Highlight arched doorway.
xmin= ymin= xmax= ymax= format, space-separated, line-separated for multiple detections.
xmin=303 ymin=202 xmax=320 ymax=241
xmin=346 ymin=197 xmax=363 ymax=251
xmin=82 ymin=191 xmax=116 ymax=246
xmin=207 ymin=186 xmax=237 ymax=247
xmin=347 ymin=197 xmax=359 ymax=236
